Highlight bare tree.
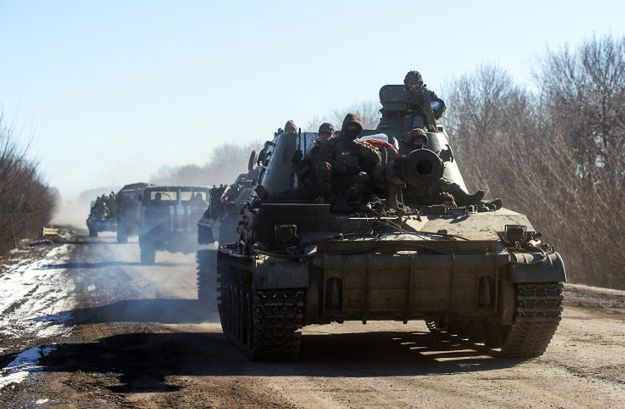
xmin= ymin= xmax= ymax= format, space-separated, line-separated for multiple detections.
xmin=151 ymin=141 xmax=261 ymax=187
xmin=0 ymin=117 xmax=57 ymax=253
xmin=444 ymin=35 xmax=625 ymax=289
xmin=307 ymin=100 xmax=381 ymax=131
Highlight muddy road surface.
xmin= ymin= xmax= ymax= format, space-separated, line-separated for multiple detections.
xmin=1 ymin=234 xmax=624 ymax=408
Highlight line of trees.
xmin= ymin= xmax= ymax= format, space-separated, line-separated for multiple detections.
xmin=151 ymin=142 xmax=260 ymax=187
xmin=444 ymin=34 xmax=625 ymax=289
xmin=306 ymin=101 xmax=381 ymax=131
xmin=0 ymin=118 xmax=57 ymax=255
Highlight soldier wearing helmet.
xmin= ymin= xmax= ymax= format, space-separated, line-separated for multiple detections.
xmin=403 ymin=70 xmax=446 ymax=133
xmin=317 ymin=122 xmax=335 ymax=143
xmin=315 ymin=114 xmax=382 ymax=212
xmin=284 ymin=120 xmax=298 ymax=134
xmin=294 ymin=122 xmax=336 ymax=193
xmin=402 ymin=128 xmax=487 ymax=208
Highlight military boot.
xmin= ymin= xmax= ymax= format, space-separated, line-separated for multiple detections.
xmin=449 ymin=183 xmax=485 ymax=206
xmin=486 ymin=198 xmax=503 ymax=210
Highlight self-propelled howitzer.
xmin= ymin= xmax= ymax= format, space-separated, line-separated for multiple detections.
xmin=216 ymin=122 xmax=565 ymax=362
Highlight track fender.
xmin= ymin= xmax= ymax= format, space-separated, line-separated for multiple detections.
xmin=509 ymin=252 xmax=567 ymax=284
xmin=253 ymin=255 xmax=309 ymax=289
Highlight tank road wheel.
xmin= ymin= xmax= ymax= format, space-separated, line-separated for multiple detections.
xmin=197 ymin=250 xmax=217 ymax=307
xmin=499 ymin=283 xmax=563 ymax=358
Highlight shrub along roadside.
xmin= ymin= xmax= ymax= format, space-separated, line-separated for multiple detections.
xmin=0 ymin=119 xmax=57 ymax=255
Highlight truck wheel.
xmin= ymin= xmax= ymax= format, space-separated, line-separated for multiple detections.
xmin=140 ymin=245 xmax=156 ymax=264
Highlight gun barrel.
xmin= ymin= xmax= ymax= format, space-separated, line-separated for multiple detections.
xmin=394 ymin=149 xmax=444 ymax=187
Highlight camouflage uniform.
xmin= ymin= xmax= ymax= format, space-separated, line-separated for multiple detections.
xmin=404 ymin=179 xmax=457 ymax=207
xmin=404 ymin=178 xmax=485 ymax=207
xmin=400 ymin=129 xmax=485 ymax=207
xmin=297 ymin=123 xmax=335 ymax=192
xmin=403 ymin=71 xmax=446 ymax=136
xmin=108 ymin=192 xmax=118 ymax=218
xmin=315 ymin=114 xmax=381 ymax=205
xmin=93 ymin=195 xmax=110 ymax=218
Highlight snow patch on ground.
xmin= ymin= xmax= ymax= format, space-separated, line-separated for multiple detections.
xmin=0 ymin=346 xmax=54 ymax=391
xmin=0 ymin=244 xmax=75 ymax=390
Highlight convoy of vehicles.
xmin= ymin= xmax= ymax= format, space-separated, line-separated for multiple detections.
xmin=86 ymin=80 xmax=565 ymax=362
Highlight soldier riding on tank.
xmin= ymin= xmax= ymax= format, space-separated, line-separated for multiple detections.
xmin=315 ymin=114 xmax=381 ymax=212
xmin=402 ymin=129 xmax=486 ymax=207
xmin=284 ymin=120 xmax=298 ymax=134
xmin=293 ymin=122 xmax=335 ymax=198
xmin=404 ymin=71 xmax=446 ymax=129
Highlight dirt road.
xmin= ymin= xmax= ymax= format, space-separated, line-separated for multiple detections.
xmin=1 ymin=235 xmax=624 ymax=408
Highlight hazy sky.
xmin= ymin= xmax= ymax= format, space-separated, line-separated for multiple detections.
xmin=1 ymin=0 xmax=623 ymax=199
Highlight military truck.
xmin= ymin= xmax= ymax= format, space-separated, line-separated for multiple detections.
xmin=214 ymin=88 xmax=565 ymax=361
xmin=86 ymin=196 xmax=117 ymax=237
xmin=138 ymin=185 xmax=210 ymax=264
xmin=116 ymin=182 xmax=153 ymax=243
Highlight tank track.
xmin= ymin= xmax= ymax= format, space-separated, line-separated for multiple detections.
xmin=426 ymin=283 xmax=563 ymax=358
xmin=218 ymin=264 xmax=304 ymax=361
xmin=250 ymin=290 xmax=304 ymax=361
xmin=500 ymin=283 xmax=563 ymax=357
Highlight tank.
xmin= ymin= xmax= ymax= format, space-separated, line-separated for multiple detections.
xmin=138 ymin=185 xmax=210 ymax=264
xmin=196 ymin=151 xmax=261 ymax=305
xmin=115 ymin=182 xmax=153 ymax=243
xmin=214 ymin=89 xmax=566 ymax=361
xmin=86 ymin=197 xmax=117 ymax=237
xmin=197 ymin=151 xmax=261 ymax=247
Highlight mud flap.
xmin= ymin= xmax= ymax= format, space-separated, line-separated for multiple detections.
xmin=509 ymin=252 xmax=566 ymax=284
